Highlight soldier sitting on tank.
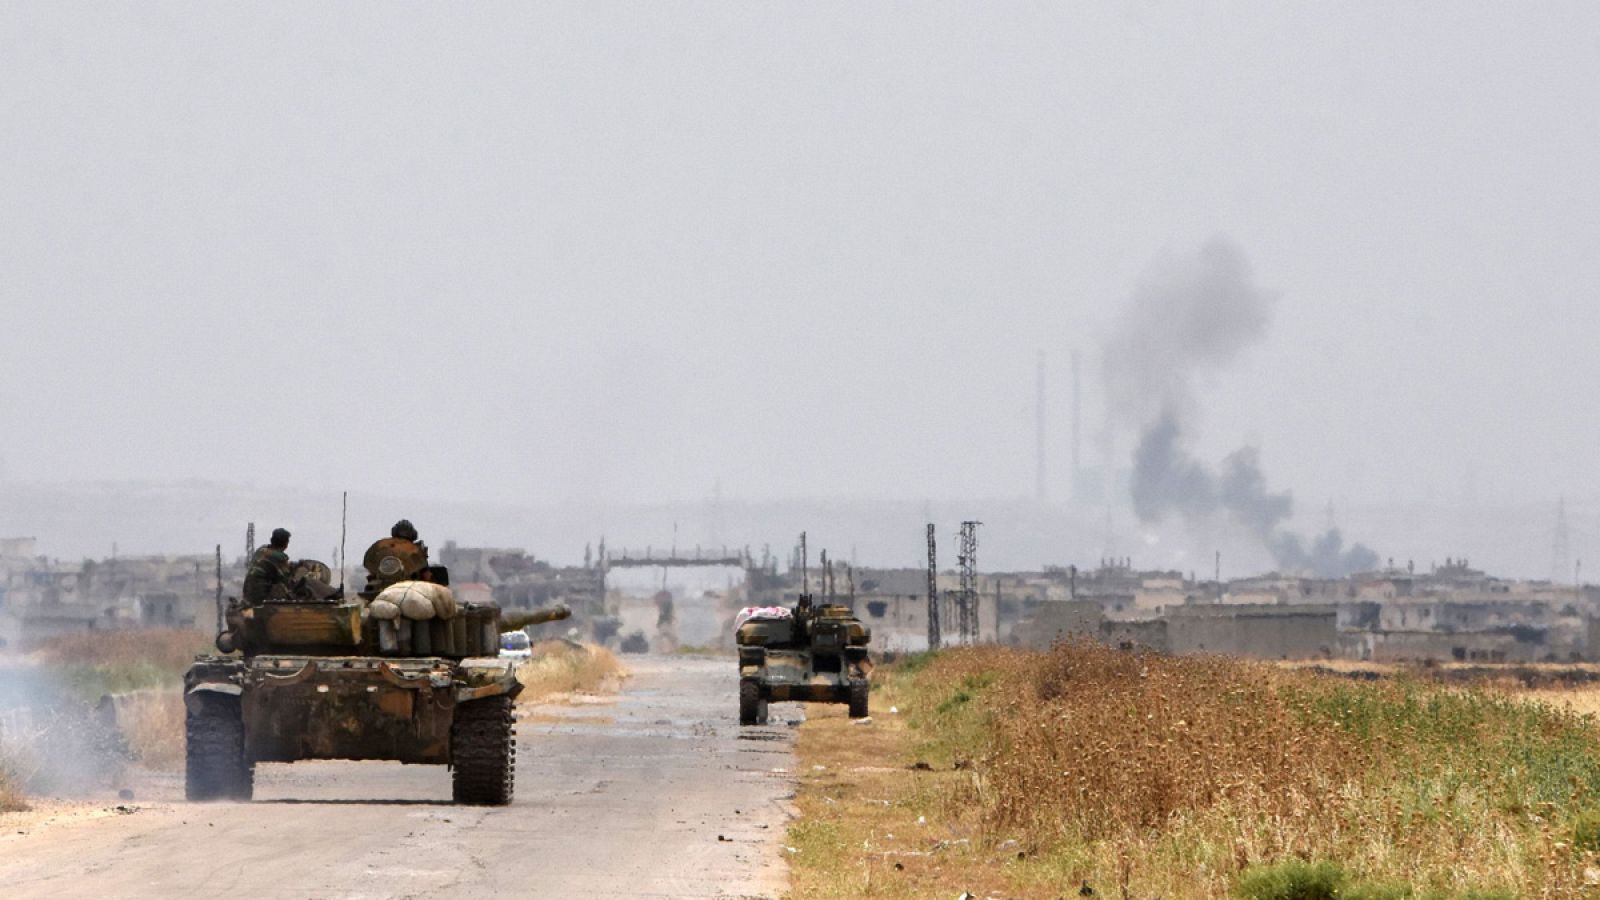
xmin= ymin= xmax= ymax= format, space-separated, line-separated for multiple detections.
xmin=361 ymin=519 xmax=435 ymax=595
xmin=242 ymin=528 xmax=294 ymax=605
xmin=391 ymin=519 xmax=428 ymax=560
xmin=790 ymin=593 xmax=815 ymax=645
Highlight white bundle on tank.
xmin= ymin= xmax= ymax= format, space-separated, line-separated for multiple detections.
xmin=376 ymin=581 xmax=460 ymax=621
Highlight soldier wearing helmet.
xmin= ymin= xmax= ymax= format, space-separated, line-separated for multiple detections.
xmin=243 ymin=527 xmax=294 ymax=605
xmin=361 ymin=519 xmax=434 ymax=595
xmin=391 ymin=519 xmax=430 ymax=570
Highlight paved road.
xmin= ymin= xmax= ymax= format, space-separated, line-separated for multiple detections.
xmin=0 ymin=655 xmax=795 ymax=899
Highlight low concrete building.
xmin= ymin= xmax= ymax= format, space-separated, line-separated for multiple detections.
xmin=1166 ymin=603 xmax=1337 ymax=659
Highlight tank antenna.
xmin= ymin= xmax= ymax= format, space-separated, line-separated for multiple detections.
xmin=339 ymin=490 xmax=348 ymax=592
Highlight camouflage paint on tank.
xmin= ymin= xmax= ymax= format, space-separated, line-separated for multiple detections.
xmin=736 ymin=601 xmax=871 ymax=709
xmin=184 ymin=653 xmax=524 ymax=765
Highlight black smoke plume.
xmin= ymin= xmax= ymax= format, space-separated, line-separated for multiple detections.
xmin=1108 ymin=239 xmax=1378 ymax=578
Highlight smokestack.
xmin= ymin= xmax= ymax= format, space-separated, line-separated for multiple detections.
xmin=1071 ymin=348 xmax=1082 ymax=499
xmin=1035 ymin=351 xmax=1046 ymax=503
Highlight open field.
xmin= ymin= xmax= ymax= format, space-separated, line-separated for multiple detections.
xmin=28 ymin=628 xmax=214 ymax=701
xmin=789 ymin=645 xmax=1600 ymax=898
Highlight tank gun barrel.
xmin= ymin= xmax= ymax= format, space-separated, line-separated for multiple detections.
xmin=500 ymin=605 xmax=572 ymax=631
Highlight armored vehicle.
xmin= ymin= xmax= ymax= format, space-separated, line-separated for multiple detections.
xmin=184 ymin=533 xmax=570 ymax=805
xmin=735 ymin=596 xmax=871 ymax=725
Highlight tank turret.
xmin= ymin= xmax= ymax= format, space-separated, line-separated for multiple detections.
xmin=217 ymin=591 xmax=575 ymax=659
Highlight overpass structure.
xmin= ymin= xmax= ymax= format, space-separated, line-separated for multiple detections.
xmin=603 ymin=546 xmax=752 ymax=570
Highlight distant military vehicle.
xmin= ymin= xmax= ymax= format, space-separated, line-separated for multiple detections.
xmin=184 ymin=532 xmax=570 ymax=805
xmin=734 ymin=596 xmax=871 ymax=725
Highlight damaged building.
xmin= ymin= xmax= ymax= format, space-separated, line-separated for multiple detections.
xmin=1010 ymin=557 xmax=1598 ymax=663
xmin=0 ymin=537 xmax=244 ymax=648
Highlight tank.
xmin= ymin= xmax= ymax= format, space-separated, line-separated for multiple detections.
xmin=183 ymin=534 xmax=572 ymax=805
xmin=734 ymin=596 xmax=871 ymax=725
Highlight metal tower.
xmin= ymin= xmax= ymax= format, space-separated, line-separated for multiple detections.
xmin=926 ymin=524 xmax=940 ymax=650
xmin=958 ymin=521 xmax=980 ymax=643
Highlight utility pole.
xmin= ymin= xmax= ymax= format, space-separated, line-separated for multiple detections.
xmin=993 ymin=578 xmax=1002 ymax=642
xmin=799 ymin=531 xmax=809 ymax=599
xmin=926 ymin=524 xmax=940 ymax=650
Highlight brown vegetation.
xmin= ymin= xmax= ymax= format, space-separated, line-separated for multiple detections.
xmin=114 ymin=691 xmax=186 ymax=770
xmin=0 ymin=769 xmax=27 ymax=813
xmin=790 ymin=643 xmax=1600 ymax=898
xmin=514 ymin=641 xmax=627 ymax=704
xmin=31 ymin=628 xmax=212 ymax=700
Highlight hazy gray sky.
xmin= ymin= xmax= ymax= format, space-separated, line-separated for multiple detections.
xmin=3 ymin=3 xmax=1598 ymax=522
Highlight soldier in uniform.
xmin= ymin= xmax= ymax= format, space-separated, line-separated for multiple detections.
xmin=243 ymin=527 xmax=294 ymax=604
xmin=391 ymin=519 xmax=434 ymax=578
xmin=361 ymin=519 xmax=434 ymax=595
xmin=390 ymin=519 xmax=429 ymax=561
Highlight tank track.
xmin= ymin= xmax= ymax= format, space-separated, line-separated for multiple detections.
xmin=451 ymin=695 xmax=514 ymax=805
xmin=848 ymin=680 xmax=869 ymax=719
xmin=739 ymin=679 xmax=760 ymax=726
xmin=185 ymin=694 xmax=254 ymax=801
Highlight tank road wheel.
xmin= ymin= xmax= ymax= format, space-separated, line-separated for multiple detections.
xmin=848 ymin=680 xmax=869 ymax=719
xmin=739 ymin=680 xmax=761 ymax=726
xmin=452 ymin=695 xmax=514 ymax=806
xmin=185 ymin=693 xmax=253 ymax=802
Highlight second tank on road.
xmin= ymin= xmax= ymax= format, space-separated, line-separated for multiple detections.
xmin=734 ymin=595 xmax=871 ymax=725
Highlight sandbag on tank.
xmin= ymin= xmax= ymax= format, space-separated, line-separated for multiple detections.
xmin=378 ymin=581 xmax=434 ymax=620
xmin=376 ymin=581 xmax=461 ymax=621
xmin=368 ymin=598 xmax=401 ymax=620
xmin=430 ymin=585 xmax=459 ymax=619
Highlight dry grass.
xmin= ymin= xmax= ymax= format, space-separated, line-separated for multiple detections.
xmin=0 ymin=769 xmax=26 ymax=813
xmin=515 ymin=641 xmax=627 ymax=704
xmin=673 ymin=644 xmax=734 ymax=657
xmin=114 ymin=691 xmax=186 ymax=770
xmin=790 ymin=644 xmax=1600 ymax=898
xmin=788 ymin=674 xmax=1007 ymax=899
xmin=31 ymin=628 xmax=212 ymax=701
xmin=1512 ymin=684 xmax=1600 ymax=721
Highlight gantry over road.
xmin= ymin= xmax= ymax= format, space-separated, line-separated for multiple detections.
xmin=604 ymin=545 xmax=752 ymax=569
